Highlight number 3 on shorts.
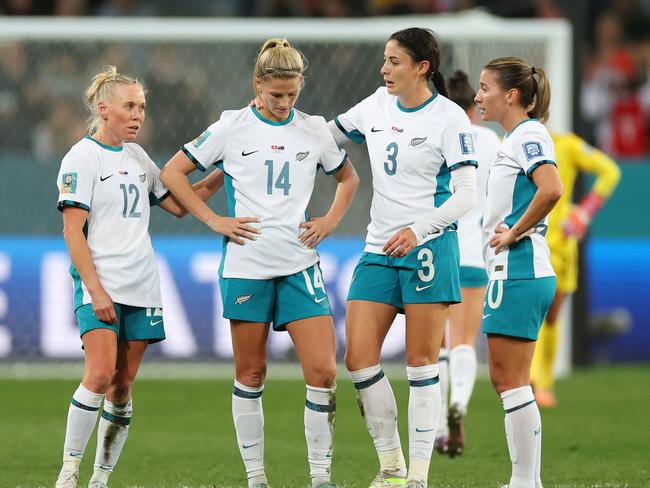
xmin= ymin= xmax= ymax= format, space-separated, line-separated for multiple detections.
xmin=417 ymin=248 xmax=435 ymax=282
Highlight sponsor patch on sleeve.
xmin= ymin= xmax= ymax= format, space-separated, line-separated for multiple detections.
xmin=523 ymin=141 xmax=543 ymax=161
xmin=192 ymin=130 xmax=211 ymax=148
xmin=459 ymin=133 xmax=475 ymax=154
xmin=61 ymin=172 xmax=78 ymax=194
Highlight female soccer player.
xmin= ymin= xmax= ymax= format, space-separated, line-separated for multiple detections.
xmin=435 ymin=70 xmax=502 ymax=458
xmin=55 ymin=66 xmax=224 ymax=488
xmin=475 ymin=57 xmax=563 ymax=488
xmin=531 ymin=132 xmax=620 ymax=408
xmin=330 ymin=28 xmax=477 ymax=488
xmin=160 ymin=39 xmax=359 ymax=488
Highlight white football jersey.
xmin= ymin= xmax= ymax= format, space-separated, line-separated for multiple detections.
xmin=333 ymin=87 xmax=477 ymax=254
xmin=56 ymin=136 xmax=169 ymax=309
xmin=456 ymin=124 xmax=501 ymax=269
xmin=183 ymin=106 xmax=347 ymax=280
xmin=482 ymin=119 xmax=557 ymax=280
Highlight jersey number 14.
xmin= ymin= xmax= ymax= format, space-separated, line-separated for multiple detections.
xmin=265 ymin=160 xmax=291 ymax=196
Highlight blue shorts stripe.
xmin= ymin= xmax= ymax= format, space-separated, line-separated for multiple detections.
xmin=352 ymin=370 xmax=385 ymax=390
xmin=504 ymin=399 xmax=536 ymax=414
xmin=408 ymin=376 xmax=440 ymax=387
xmin=71 ymin=398 xmax=99 ymax=411
xmin=101 ymin=410 xmax=131 ymax=426
xmin=233 ymin=386 xmax=263 ymax=399
xmin=305 ymin=399 xmax=336 ymax=413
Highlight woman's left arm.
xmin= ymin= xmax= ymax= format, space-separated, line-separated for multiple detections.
xmin=491 ymin=164 xmax=563 ymax=253
xmin=299 ymin=161 xmax=360 ymax=248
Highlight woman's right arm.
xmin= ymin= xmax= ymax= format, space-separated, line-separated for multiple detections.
xmin=160 ymin=150 xmax=260 ymax=245
xmin=62 ymin=207 xmax=117 ymax=324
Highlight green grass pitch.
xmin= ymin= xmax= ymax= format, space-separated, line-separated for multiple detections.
xmin=1 ymin=366 xmax=648 ymax=487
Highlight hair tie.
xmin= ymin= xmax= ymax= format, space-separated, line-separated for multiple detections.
xmin=531 ymin=66 xmax=537 ymax=75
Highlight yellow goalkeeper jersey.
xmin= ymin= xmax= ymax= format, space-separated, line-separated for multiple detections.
xmin=548 ymin=132 xmax=621 ymax=247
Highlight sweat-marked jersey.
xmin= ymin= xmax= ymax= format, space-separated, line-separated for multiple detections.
xmin=482 ymin=119 xmax=557 ymax=281
xmin=183 ymin=106 xmax=347 ymax=280
xmin=457 ymin=124 xmax=501 ymax=269
xmin=333 ymin=87 xmax=477 ymax=254
xmin=56 ymin=136 xmax=169 ymax=309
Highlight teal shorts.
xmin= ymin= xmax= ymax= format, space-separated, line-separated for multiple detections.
xmin=347 ymin=231 xmax=461 ymax=310
xmin=482 ymin=277 xmax=556 ymax=340
xmin=75 ymin=303 xmax=166 ymax=343
xmin=460 ymin=266 xmax=488 ymax=288
xmin=220 ymin=262 xmax=332 ymax=331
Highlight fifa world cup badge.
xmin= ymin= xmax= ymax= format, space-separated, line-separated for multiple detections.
xmin=61 ymin=173 xmax=78 ymax=194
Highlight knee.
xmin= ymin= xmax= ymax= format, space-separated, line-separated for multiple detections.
xmin=236 ymin=365 xmax=267 ymax=388
xmin=82 ymin=370 xmax=114 ymax=394
xmin=306 ymin=364 xmax=337 ymax=389
xmin=345 ymin=348 xmax=378 ymax=372
xmin=107 ymin=381 xmax=133 ymax=403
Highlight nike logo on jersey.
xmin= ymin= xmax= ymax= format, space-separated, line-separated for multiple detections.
xmin=242 ymin=443 xmax=258 ymax=449
xmin=482 ymin=313 xmax=491 ymax=319
xmin=99 ymin=174 xmax=113 ymax=181
xmin=415 ymin=284 xmax=434 ymax=292
xmin=370 ymin=127 xmax=383 ymax=132
xmin=241 ymin=149 xmax=260 ymax=157
xmin=150 ymin=319 xmax=163 ymax=326
xmin=236 ymin=294 xmax=253 ymax=305
xmin=415 ymin=427 xmax=435 ymax=433
xmin=314 ymin=297 xmax=327 ymax=303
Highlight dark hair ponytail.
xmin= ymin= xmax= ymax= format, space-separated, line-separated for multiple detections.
xmin=446 ymin=70 xmax=474 ymax=111
xmin=389 ymin=27 xmax=447 ymax=97
xmin=483 ymin=57 xmax=551 ymax=122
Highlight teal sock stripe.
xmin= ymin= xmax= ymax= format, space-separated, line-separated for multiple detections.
xmin=504 ymin=399 xmax=536 ymax=414
xmin=71 ymin=398 xmax=99 ymax=411
xmin=305 ymin=399 xmax=336 ymax=413
xmin=101 ymin=410 xmax=131 ymax=426
xmin=353 ymin=370 xmax=385 ymax=390
xmin=439 ymin=354 xmax=448 ymax=361
xmin=408 ymin=376 xmax=440 ymax=387
xmin=233 ymin=386 xmax=263 ymax=399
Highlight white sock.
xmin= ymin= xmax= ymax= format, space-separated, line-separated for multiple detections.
xmin=232 ymin=380 xmax=267 ymax=487
xmin=449 ymin=345 xmax=477 ymax=415
xmin=501 ymin=386 xmax=542 ymax=488
xmin=437 ymin=348 xmax=449 ymax=438
xmin=406 ymin=364 xmax=440 ymax=483
xmin=63 ymin=384 xmax=104 ymax=459
xmin=349 ymin=364 xmax=406 ymax=476
xmin=93 ymin=399 xmax=132 ymax=473
xmin=305 ymin=384 xmax=336 ymax=486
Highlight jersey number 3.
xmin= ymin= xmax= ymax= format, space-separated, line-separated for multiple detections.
xmin=384 ymin=142 xmax=398 ymax=176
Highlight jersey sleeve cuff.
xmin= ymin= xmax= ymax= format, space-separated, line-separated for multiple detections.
xmin=322 ymin=153 xmax=348 ymax=175
xmin=58 ymin=200 xmax=90 ymax=212
xmin=181 ymin=146 xmax=206 ymax=172
xmin=526 ymin=160 xmax=556 ymax=178
xmin=334 ymin=116 xmax=366 ymax=144
xmin=448 ymin=160 xmax=478 ymax=171
xmin=149 ymin=190 xmax=171 ymax=206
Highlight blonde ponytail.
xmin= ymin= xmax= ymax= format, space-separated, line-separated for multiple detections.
xmin=252 ymin=38 xmax=306 ymax=93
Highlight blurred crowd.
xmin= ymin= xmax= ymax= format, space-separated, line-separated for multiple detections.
xmin=0 ymin=0 xmax=649 ymax=161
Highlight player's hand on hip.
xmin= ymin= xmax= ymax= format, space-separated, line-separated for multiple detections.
xmin=209 ymin=216 xmax=260 ymax=245
xmin=490 ymin=222 xmax=533 ymax=254
xmin=384 ymin=228 xmax=417 ymax=257
xmin=89 ymin=287 xmax=118 ymax=325
xmin=299 ymin=217 xmax=335 ymax=248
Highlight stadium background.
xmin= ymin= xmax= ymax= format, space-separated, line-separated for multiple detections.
xmin=0 ymin=2 xmax=648 ymax=365
xmin=0 ymin=2 xmax=649 ymax=488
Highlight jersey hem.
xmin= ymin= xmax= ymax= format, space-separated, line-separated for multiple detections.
xmin=220 ymin=255 xmax=320 ymax=280
xmin=58 ymin=200 xmax=90 ymax=212
xmin=181 ymin=146 xmax=206 ymax=172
